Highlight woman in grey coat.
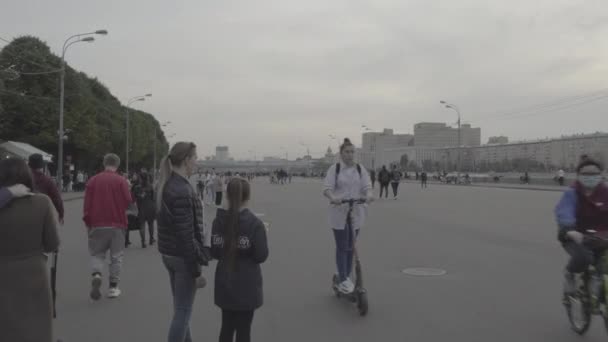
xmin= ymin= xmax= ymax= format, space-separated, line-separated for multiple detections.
xmin=0 ymin=158 xmax=60 ymax=342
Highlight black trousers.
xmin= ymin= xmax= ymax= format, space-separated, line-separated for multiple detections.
xmin=219 ymin=309 xmax=254 ymax=342
xmin=391 ymin=182 xmax=399 ymax=197
xmin=379 ymin=183 xmax=389 ymax=198
xmin=216 ymin=192 xmax=223 ymax=206
xmin=563 ymin=241 xmax=599 ymax=273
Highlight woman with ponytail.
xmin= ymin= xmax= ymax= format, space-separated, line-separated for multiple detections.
xmin=211 ymin=177 xmax=269 ymax=342
xmin=323 ymin=138 xmax=374 ymax=294
xmin=156 ymin=142 xmax=207 ymax=342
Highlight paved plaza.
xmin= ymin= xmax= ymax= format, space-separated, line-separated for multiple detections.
xmin=53 ymin=179 xmax=607 ymax=341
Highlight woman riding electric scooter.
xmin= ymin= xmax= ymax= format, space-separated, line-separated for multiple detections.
xmin=323 ymin=138 xmax=374 ymax=294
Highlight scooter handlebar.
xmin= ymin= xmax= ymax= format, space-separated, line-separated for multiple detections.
xmin=340 ymin=198 xmax=367 ymax=204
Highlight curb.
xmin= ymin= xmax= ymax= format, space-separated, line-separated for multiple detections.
xmin=402 ymin=180 xmax=565 ymax=192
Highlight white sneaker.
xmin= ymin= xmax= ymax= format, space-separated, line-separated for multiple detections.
xmin=90 ymin=274 xmax=102 ymax=301
xmin=107 ymin=287 xmax=122 ymax=299
xmin=338 ymin=279 xmax=355 ymax=294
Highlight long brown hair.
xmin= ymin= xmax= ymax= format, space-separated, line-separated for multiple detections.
xmin=156 ymin=142 xmax=197 ymax=210
xmin=224 ymin=177 xmax=251 ymax=270
xmin=0 ymin=158 xmax=34 ymax=190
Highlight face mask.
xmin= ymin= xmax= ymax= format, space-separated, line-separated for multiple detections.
xmin=578 ymin=175 xmax=603 ymax=189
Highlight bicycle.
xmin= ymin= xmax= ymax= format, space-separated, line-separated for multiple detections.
xmin=564 ymin=229 xmax=608 ymax=335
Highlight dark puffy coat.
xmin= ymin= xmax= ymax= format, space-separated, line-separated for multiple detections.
xmin=211 ymin=208 xmax=269 ymax=311
xmin=157 ymin=172 xmax=205 ymax=277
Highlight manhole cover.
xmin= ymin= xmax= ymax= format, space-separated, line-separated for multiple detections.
xmin=402 ymin=268 xmax=447 ymax=276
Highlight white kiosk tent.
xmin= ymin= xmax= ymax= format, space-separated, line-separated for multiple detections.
xmin=0 ymin=141 xmax=53 ymax=162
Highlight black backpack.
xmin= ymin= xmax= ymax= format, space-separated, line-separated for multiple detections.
xmin=379 ymin=169 xmax=390 ymax=183
xmin=335 ymin=163 xmax=362 ymax=186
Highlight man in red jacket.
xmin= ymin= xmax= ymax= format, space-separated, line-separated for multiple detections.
xmin=28 ymin=154 xmax=64 ymax=224
xmin=83 ymin=153 xmax=132 ymax=300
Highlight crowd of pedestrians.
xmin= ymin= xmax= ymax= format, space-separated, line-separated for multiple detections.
xmin=0 ymin=143 xmax=270 ymax=342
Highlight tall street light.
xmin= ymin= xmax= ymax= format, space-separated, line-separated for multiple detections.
xmin=57 ymin=29 xmax=107 ymax=190
xmin=440 ymin=100 xmax=462 ymax=181
xmin=153 ymin=120 xmax=171 ymax=183
xmin=125 ymin=94 xmax=152 ymax=175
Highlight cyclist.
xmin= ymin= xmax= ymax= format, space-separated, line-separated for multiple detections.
xmin=323 ymin=138 xmax=374 ymax=294
xmin=555 ymin=158 xmax=608 ymax=294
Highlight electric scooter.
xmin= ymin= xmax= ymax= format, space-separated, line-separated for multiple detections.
xmin=332 ymin=198 xmax=369 ymax=316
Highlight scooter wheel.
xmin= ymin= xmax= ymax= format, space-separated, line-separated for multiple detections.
xmin=357 ymin=291 xmax=369 ymax=316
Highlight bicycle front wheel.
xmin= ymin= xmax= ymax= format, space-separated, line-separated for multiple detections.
xmin=565 ymin=277 xmax=592 ymax=335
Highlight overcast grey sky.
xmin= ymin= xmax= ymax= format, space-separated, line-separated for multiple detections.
xmin=2 ymin=0 xmax=607 ymax=159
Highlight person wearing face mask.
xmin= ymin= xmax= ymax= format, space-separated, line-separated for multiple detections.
xmin=555 ymin=158 xmax=608 ymax=294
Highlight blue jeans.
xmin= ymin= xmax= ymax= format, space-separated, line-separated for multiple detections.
xmin=162 ymin=255 xmax=197 ymax=342
xmin=333 ymin=228 xmax=359 ymax=282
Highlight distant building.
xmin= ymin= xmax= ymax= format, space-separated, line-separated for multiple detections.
xmin=360 ymin=129 xmax=414 ymax=170
xmin=378 ymin=132 xmax=608 ymax=172
xmin=215 ymin=146 xmax=229 ymax=161
xmin=413 ymin=122 xmax=481 ymax=147
xmin=488 ymin=136 xmax=509 ymax=144
xmin=470 ymin=133 xmax=608 ymax=171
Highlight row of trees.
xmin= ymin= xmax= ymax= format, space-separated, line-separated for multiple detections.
xmin=0 ymin=36 xmax=168 ymax=174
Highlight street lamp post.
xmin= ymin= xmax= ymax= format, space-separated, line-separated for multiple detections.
xmin=57 ymin=29 xmax=107 ymax=190
xmin=125 ymin=94 xmax=152 ymax=175
xmin=153 ymin=120 xmax=171 ymax=183
xmin=440 ymin=100 xmax=462 ymax=182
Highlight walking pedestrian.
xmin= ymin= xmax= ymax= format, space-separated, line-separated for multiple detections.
xmin=390 ymin=165 xmax=402 ymax=200
xmin=157 ymin=142 xmax=209 ymax=342
xmin=215 ymin=173 xmax=224 ymax=207
xmin=76 ymin=171 xmax=85 ymax=191
xmin=0 ymin=158 xmax=60 ymax=342
xmin=378 ymin=165 xmax=390 ymax=198
xmin=211 ymin=177 xmax=269 ymax=342
xmin=140 ymin=172 xmax=157 ymax=246
xmin=370 ymin=169 xmax=376 ymax=189
xmin=421 ymin=171 xmax=428 ymax=188
xmin=28 ymin=153 xmax=64 ymax=224
xmin=125 ymin=173 xmax=142 ymax=248
xmin=83 ymin=154 xmax=133 ymax=300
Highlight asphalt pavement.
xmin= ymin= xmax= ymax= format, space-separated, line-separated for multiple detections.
xmin=52 ymin=179 xmax=608 ymax=341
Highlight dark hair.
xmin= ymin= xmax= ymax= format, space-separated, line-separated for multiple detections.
xmin=103 ymin=153 xmax=121 ymax=168
xmin=224 ymin=177 xmax=251 ymax=271
xmin=156 ymin=142 xmax=197 ymax=210
xmin=0 ymin=157 xmax=34 ymax=190
xmin=340 ymin=138 xmax=354 ymax=153
xmin=576 ymin=158 xmax=603 ymax=174
xmin=28 ymin=153 xmax=44 ymax=170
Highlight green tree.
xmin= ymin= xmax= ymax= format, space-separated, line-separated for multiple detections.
xmin=0 ymin=36 xmax=168 ymax=174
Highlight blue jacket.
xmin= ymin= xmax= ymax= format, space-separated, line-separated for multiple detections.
xmin=555 ymin=183 xmax=608 ymax=241
xmin=555 ymin=188 xmax=577 ymax=228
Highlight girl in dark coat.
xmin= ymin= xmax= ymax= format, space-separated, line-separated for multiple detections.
xmin=211 ymin=177 xmax=269 ymax=342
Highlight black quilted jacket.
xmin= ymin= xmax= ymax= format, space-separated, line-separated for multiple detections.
xmin=157 ymin=172 xmax=205 ymax=277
